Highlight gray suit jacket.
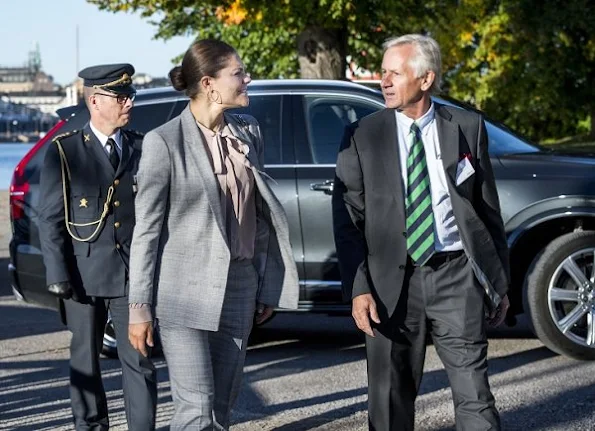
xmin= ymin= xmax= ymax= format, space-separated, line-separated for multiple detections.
xmin=128 ymin=105 xmax=299 ymax=331
xmin=333 ymin=104 xmax=510 ymax=318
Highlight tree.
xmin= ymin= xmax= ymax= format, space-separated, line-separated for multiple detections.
xmin=433 ymin=0 xmax=595 ymax=140
xmin=89 ymin=0 xmax=595 ymax=141
xmin=87 ymin=0 xmax=446 ymax=79
xmin=510 ymin=0 xmax=595 ymax=140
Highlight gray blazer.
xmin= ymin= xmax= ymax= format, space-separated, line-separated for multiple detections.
xmin=128 ymin=105 xmax=299 ymax=331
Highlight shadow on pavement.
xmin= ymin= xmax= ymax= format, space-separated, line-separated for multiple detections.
xmin=0 ymin=302 xmax=63 ymax=341
xmin=0 ymin=357 xmax=172 ymax=429
xmin=0 ymin=311 xmax=578 ymax=430
xmin=431 ymin=380 xmax=595 ymax=431
xmin=231 ymin=314 xmax=559 ymax=429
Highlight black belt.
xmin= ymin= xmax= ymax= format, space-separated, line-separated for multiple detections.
xmin=410 ymin=250 xmax=465 ymax=268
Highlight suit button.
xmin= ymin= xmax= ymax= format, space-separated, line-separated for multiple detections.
xmin=114 ymin=222 xmax=121 ymax=228
xmin=114 ymin=200 xmax=120 ymax=207
xmin=115 ymin=243 xmax=121 ymax=250
xmin=114 ymin=179 xmax=120 ymax=186
xmin=399 ymin=265 xmax=405 ymax=270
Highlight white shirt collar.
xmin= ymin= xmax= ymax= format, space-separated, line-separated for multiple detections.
xmin=89 ymin=121 xmax=122 ymax=151
xmin=395 ymin=102 xmax=435 ymax=135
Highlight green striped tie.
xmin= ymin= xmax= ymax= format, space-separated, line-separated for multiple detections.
xmin=406 ymin=122 xmax=435 ymax=265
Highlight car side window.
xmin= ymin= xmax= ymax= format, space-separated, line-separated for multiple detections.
xmin=127 ymin=101 xmax=179 ymax=134
xmin=304 ymin=96 xmax=379 ymax=164
xmin=229 ymin=95 xmax=283 ymax=165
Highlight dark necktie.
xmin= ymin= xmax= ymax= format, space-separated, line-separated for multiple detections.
xmin=405 ymin=122 xmax=435 ymax=265
xmin=106 ymin=138 xmax=120 ymax=170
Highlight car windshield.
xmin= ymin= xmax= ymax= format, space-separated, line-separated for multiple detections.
xmin=356 ymin=89 xmax=542 ymax=156
xmin=433 ymin=96 xmax=542 ymax=156
xmin=485 ymin=122 xmax=541 ymax=156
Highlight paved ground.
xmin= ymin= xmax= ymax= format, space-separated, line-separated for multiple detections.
xmin=1 ymin=191 xmax=595 ymax=430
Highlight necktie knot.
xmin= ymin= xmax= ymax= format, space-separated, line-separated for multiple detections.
xmin=106 ymin=138 xmax=120 ymax=170
xmin=410 ymin=122 xmax=422 ymax=139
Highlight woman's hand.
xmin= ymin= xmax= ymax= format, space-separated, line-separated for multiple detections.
xmin=129 ymin=322 xmax=154 ymax=357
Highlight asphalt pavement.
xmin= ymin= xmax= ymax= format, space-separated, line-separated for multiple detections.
xmin=1 ymin=190 xmax=595 ymax=430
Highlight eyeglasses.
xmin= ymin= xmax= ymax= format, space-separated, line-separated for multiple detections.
xmin=93 ymin=92 xmax=136 ymax=104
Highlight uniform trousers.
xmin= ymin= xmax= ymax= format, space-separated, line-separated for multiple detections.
xmin=64 ymin=295 xmax=157 ymax=431
xmin=158 ymin=260 xmax=259 ymax=430
xmin=366 ymin=252 xmax=500 ymax=431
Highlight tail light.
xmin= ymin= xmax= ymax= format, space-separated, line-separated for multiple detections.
xmin=10 ymin=120 xmax=66 ymax=221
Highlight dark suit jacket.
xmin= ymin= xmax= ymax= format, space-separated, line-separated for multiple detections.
xmin=332 ymin=104 xmax=510 ymax=318
xmin=38 ymin=124 xmax=143 ymax=299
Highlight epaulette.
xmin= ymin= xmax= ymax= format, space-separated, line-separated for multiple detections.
xmin=52 ymin=129 xmax=78 ymax=142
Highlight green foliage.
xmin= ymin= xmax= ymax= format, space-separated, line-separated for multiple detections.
xmin=88 ymin=0 xmax=595 ymax=141
xmin=87 ymin=0 xmax=439 ymax=79
xmin=435 ymin=0 xmax=595 ymax=140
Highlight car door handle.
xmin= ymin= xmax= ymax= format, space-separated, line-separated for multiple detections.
xmin=310 ymin=180 xmax=334 ymax=195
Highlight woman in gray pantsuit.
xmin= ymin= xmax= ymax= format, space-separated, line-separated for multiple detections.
xmin=126 ymin=39 xmax=299 ymax=430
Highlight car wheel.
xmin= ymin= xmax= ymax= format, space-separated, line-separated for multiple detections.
xmin=101 ymin=317 xmax=118 ymax=358
xmin=525 ymin=231 xmax=595 ymax=360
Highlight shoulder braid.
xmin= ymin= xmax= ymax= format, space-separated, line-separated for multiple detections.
xmin=52 ymin=129 xmax=78 ymax=143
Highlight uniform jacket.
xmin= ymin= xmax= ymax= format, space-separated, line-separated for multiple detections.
xmin=128 ymin=105 xmax=299 ymax=331
xmin=38 ymin=124 xmax=143 ymax=298
xmin=332 ymin=104 xmax=510 ymax=318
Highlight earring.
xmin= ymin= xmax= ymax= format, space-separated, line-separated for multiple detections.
xmin=207 ymin=89 xmax=222 ymax=104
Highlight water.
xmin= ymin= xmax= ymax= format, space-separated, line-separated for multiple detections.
xmin=0 ymin=142 xmax=35 ymax=190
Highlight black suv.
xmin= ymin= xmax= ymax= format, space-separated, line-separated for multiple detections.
xmin=9 ymin=80 xmax=595 ymax=360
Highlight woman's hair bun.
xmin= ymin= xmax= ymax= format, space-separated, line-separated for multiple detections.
xmin=169 ymin=66 xmax=187 ymax=91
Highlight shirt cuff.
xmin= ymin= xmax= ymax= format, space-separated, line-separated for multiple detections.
xmin=129 ymin=303 xmax=152 ymax=324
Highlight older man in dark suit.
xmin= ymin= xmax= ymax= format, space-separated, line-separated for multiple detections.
xmin=333 ymin=34 xmax=511 ymax=430
xmin=38 ymin=64 xmax=157 ymax=430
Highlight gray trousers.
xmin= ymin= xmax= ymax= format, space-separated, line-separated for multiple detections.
xmin=158 ymin=260 xmax=258 ymax=430
xmin=366 ymin=252 xmax=500 ymax=431
xmin=64 ymin=295 xmax=157 ymax=431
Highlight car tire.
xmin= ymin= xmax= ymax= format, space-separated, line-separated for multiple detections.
xmin=525 ymin=231 xmax=595 ymax=360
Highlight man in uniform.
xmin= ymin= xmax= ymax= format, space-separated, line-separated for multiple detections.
xmin=38 ymin=63 xmax=157 ymax=430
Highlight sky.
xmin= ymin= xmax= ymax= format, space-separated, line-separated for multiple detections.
xmin=0 ymin=0 xmax=195 ymax=86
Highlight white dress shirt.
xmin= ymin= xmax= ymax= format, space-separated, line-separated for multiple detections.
xmin=395 ymin=104 xmax=463 ymax=252
xmin=89 ymin=122 xmax=122 ymax=158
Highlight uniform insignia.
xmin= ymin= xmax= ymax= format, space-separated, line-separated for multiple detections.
xmin=79 ymin=198 xmax=88 ymax=208
xmin=52 ymin=130 xmax=77 ymax=143
xmin=84 ymin=134 xmax=91 ymax=142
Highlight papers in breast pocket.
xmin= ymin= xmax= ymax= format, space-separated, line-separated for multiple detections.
xmin=456 ymin=156 xmax=475 ymax=186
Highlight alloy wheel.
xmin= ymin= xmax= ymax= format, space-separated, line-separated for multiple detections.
xmin=548 ymin=248 xmax=595 ymax=348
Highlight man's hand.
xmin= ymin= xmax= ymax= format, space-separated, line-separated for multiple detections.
xmin=47 ymin=281 xmax=74 ymax=300
xmin=254 ymin=303 xmax=275 ymax=326
xmin=352 ymin=293 xmax=381 ymax=337
xmin=129 ymin=322 xmax=154 ymax=357
xmin=487 ymin=294 xmax=510 ymax=327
